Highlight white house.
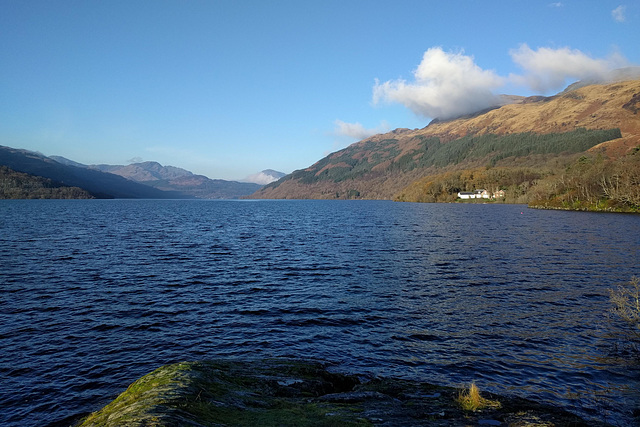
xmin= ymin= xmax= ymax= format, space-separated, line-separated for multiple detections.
xmin=457 ymin=189 xmax=491 ymax=199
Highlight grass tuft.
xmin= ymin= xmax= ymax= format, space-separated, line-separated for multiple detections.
xmin=457 ymin=383 xmax=501 ymax=412
xmin=610 ymin=276 xmax=640 ymax=342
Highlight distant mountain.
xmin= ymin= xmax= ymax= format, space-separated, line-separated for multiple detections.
xmin=89 ymin=161 xmax=194 ymax=182
xmin=243 ymin=169 xmax=286 ymax=185
xmin=48 ymin=155 xmax=87 ymax=168
xmin=0 ymin=147 xmax=185 ymax=199
xmin=250 ymin=79 xmax=640 ymax=202
xmin=83 ymin=161 xmax=262 ymax=199
xmin=2 ymin=150 xmax=263 ymax=199
xmin=144 ymin=174 xmax=263 ymax=199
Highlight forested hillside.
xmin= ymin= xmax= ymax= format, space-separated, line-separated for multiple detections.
xmin=282 ymin=128 xmax=620 ymax=186
xmin=396 ymin=148 xmax=640 ymax=212
xmin=528 ymin=148 xmax=640 ymax=212
xmin=251 ymin=79 xmax=640 ymax=212
xmin=0 ymin=166 xmax=93 ymax=199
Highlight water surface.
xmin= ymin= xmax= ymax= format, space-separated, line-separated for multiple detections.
xmin=1 ymin=200 xmax=638 ymax=426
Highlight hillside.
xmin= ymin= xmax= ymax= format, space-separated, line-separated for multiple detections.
xmin=0 ymin=166 xmax=93 ymax=199
xmin=251 ymin=79 xmax=640 ymax=205
xmin=90 ymin=161 xmax=262 ymax=199
xmin=0 ymin=147 xmax=186 ymax=199
xmin=88 ymin=161 xmax=194 ymax=181
xmin=47 ymin=158 xmax=263 ymax=199
xmin=140 ymin=174 xmax=263 ymax=199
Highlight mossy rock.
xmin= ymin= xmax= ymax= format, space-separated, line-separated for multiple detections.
xmin=78 ymin=358 xmax=608 ymax=426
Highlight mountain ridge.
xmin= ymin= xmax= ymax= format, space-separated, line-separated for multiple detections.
xmin=0 ymin=146 xmax=185 ymax=199
xmin=250 ymin=79 xmax=640 ymax=202
xmin=2 ymin=150 xmax=264 ymax=199
xmin=85 ymin=161 xmax=263 ymax=199
xmin=89 ymin=161 xmax=194 ymax=182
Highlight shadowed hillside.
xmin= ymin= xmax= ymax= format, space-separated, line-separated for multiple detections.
xmin=52 ymin=159 xmax=263 ymax=199
xmin=0 ymin=166 xmax=93 ymax=199
xmin=0 ymin=147 xmax=186 ymax=199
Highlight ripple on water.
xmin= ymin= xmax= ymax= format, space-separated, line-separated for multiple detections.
xmin=0 ymin=200 xmax=639 ymax=427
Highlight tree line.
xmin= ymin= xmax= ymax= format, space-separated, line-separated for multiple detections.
xmin=274 ymin=128 xmax=622 ymax=188
xmin=0 ymin=166 xmax=94 ymax=199
xmin=529 ymin=147 xmax=640 ymax=212
xmin=401 ymin=128 xmax=622 ymax=170
xmin=396 ymin=147 xmax=640 ymax=213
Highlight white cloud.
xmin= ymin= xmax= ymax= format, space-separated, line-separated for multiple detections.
xmin=372 ymin=47 xmax=505 ymax=120
xmin=243 ymin=171 xmax=280 ymax=185
xmin=371 ymin=45 xmax=632 ymax=120
xmin=612 ymin=5 xmax=626 ymax=22
xmin=549 ymin=2 xmax=564 ymax=7
xmin=333 ymin=119 xmax=390 ymax=140
xmin=509 ymin=44 xmax=628 ymax=93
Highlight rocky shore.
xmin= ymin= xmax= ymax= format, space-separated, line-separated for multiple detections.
xmin=76 ymin=358 xmax=608 ymax=426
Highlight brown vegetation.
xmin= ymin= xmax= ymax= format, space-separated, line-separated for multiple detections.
xmin=528 ymin=149 xmax=640 ymax=212
xmin=396 ymin=166 xmax=549 ymax=204
xmin=251 ymin=80 xmax=640 ymax=209
xmin=421 ymin=80 xmax=640 ymax=139
xmin=610 ymin=277 xmax=640 ymax=344
xmin=457 ymin=383 xmax=502 ymax=412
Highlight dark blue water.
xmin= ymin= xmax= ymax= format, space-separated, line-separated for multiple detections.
xmin=1 ymin=199 xmax=639 ymax=426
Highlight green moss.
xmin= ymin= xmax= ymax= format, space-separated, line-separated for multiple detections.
xmin=80 ymin=362 xmax=199 ymax=425
xmin=80 ymin=359 xmax=367 ymax=426
xmin=80 ymin=358 xmax=605 ymax=427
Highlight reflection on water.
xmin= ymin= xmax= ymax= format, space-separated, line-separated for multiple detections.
xmin=0 ymin=200 xmax=638 ymax=426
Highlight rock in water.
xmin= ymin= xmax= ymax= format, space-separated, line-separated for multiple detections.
xmin=78 ymin=358 xmax=603 ymax=426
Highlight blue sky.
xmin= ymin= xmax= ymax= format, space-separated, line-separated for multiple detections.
xmin=1 ymin=1 xmax=638 ymax=181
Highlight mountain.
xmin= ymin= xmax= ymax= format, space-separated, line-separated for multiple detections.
xmin=48 ymin=159 xmax=262 ymax=199
xmin=139 ymin=174 xmax=263 ymax=199
xmin=0 ymin=146 xmax=185 ymax=199
xmin=3 ymin=150 xmax=263 ymax=199
xmin=243 ymin=169 xmax=286 ymax=185
xmin=84 ymin=161 xmax=262 ymax=199
xmin=557 ymin=66 xmax=640 ymax=95
xmin=48 ymin=155 xmax=88 ymax=168
xmin=250 ymin=79 xmax=640 ymax=203
xmin=89 ymin=161 xmax=194 ymax=181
